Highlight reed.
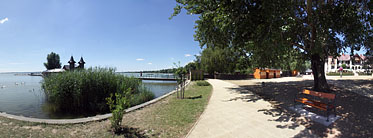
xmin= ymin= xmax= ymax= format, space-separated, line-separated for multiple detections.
xmin=42 ymin=67 xmax=154 ymax=114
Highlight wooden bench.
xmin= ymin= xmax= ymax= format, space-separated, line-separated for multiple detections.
xmin=294 ymin=89 xmax=336 ymax=122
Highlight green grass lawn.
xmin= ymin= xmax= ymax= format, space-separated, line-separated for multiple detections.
xmin=0 ymin=81 xmax=212 ymax=138
xmin=123 ymin=81 xmax=213 ymax=137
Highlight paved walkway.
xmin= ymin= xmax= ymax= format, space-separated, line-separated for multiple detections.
xmin=187 ymin=79 xmax=307 ymax=138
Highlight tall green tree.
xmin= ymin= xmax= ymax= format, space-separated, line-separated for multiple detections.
xmin=44 ymin=52 xmax=62 ymax=70
xmin=279 ymin=49 xmax=310 ymax=72
xmin=185 ymin=62 xmax=197 ymax=71
xmin=172 ymin=0 xmax=372 ymax=92
xmin=364 ymin=56 xmax=373 ymax=71
xmin=200 ymin=47 xmax=236 ymax=74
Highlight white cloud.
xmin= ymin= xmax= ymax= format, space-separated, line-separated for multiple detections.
xmin=148 ymin=62 xmax=152 ymax=65
xmin=170 ymin=57 xmax=174 ymax=60
xmin=0 ymin=17 xmax=8 ymax=24
xmin=136 ymin=58 xmax=144 ymax=61
xmin=185 ymin=54 xmax=192 ymax=57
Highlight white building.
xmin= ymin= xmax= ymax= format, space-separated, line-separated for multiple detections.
xmin=325 ymin=54 xmax=372 ymax=73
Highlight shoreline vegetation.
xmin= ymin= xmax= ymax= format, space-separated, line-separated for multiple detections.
xmin=41 ymin=67 xmax=155 ymax=117
xmin=0 ymin=81 xmax=212 ymax=137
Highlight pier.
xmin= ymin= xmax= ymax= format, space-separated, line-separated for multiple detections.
xmin=136 ymin=77 xmax=177 ymax=81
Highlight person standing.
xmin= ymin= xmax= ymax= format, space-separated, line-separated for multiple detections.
xmin=339 ymin=67 xmax=343 ymax=78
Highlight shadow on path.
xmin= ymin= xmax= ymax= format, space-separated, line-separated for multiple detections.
xmin=227 ymin=79 xmax=373 ymax=137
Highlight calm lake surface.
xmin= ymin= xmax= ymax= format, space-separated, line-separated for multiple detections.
xmin=0 ymin=73 xmax=176 ymax=119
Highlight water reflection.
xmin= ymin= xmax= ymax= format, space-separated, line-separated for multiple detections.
xmin=0 ymin=73 xmax=177 ymax=119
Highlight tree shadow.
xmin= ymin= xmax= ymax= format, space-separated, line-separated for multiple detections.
xmin=111 ymin=126 xmax=148 ymax=138
xmin=186 ymin=95 xmax=202 ymax=99
xmin=328 ymin=79 xmax=373 ymax=98
xmin=227 ymin=79 xmax=373 ymax=137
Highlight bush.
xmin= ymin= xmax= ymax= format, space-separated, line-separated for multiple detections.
xmin=42 ymin=67 xmax=154 ymax=114
xmin=130 ymin=86 xmax=155 ymax=106
xmin=326 ymin=72 xmax=354 ymax=76
xmin=358 ymin=72 xmax=372 ymax=75
xmin=106 ymin=89 xmax=130 ymax=133
xmin=196 ymin=81 xmax=210 ymax=86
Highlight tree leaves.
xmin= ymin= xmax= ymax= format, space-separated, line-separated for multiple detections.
xmin=44 ymin=52 xmax=62 ymax=70
xmin=172 ymin=0 xmax=372 ymax=58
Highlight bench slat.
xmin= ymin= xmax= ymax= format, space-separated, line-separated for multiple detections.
xmin=295 ymin=98 xmax=334 ymax=111
xmin=303 ymin=89 xmax=335 ymax=100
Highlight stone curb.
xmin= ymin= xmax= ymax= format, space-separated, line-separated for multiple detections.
xmin=0 ymin=80 xmax=191 ymax=125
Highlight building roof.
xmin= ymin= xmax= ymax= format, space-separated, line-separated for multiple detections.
xmin=68 ymin=56 xmax=76 ymax=64
xmin=79 ymin=57 xmax=85 ymax=64
xmin=337 ymin=54 xmax=350 ymax=61
xmin=330 ymin=54 xmax=371 ymax=62
xmin=63 ymin=65 xmax=70 ymax=70
xmin=360 ymin=55 xmax=367 ymax=60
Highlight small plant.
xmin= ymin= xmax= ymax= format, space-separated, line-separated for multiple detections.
xmin=106 ymin=88 xmax=131 ymax=133
xmin=174 ymin=62 xmax=187 ymax=99
xmin=196 ymin=81 xmax=210 ymax=86
xmin=342 ymin=64 xmax=347 ymax=69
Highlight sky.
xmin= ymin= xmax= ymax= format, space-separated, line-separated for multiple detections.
xmin=0 ymin=0 xmax=200 ymax=72
xmin=0 ymin=1 xmax=368 ymax=72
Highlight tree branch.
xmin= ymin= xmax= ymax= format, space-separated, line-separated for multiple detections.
xmin=292 ymin=42 xmax=306 ymax=50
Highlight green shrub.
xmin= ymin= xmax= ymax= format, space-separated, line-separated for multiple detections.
xmin=106 ymin=89 xmax=131 ymax=133
xmin=42 ymin=67 xmax=154 ymax=114
xmin=196 ymin=81 xmax=210 ymax=86
xmin=326 ymin=72 xmax=354 ymax=76
xmin=358 ymin=72 xmax=372 ymax=75
xmin=130 ymin=86 xmax=155 ymax=106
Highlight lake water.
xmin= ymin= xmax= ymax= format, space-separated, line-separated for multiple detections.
xmin=0 ymin=73 xmax=176 ymax=119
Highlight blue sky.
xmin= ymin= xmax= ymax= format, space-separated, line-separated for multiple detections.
xmin=0 ymin=1 xmax=368 ymax=72
xmin=0 ymin=0 xmax=200 ymax=72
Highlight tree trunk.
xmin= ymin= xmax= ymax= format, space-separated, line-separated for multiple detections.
xmin=311 ymin=54 xmax=330 ymax=92
xmin=176 ymin=85 xmax=179 ymax=99
xmin=182 ymin=76 xmax=185 ymax=99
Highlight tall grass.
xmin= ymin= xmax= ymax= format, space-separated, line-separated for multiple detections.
xmin=42 ymin=67 xmax=154 ymax=114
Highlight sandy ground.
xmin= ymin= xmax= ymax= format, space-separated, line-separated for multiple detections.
xmin=226 ymin=75 xmax=373 ymax=138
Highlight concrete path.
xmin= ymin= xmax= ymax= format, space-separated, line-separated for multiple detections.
xmin=187 ymin=79 xmax=306 ymax=138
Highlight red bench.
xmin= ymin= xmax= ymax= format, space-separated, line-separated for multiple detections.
xmin=294 ymin=89 xmax=336 ymax=121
